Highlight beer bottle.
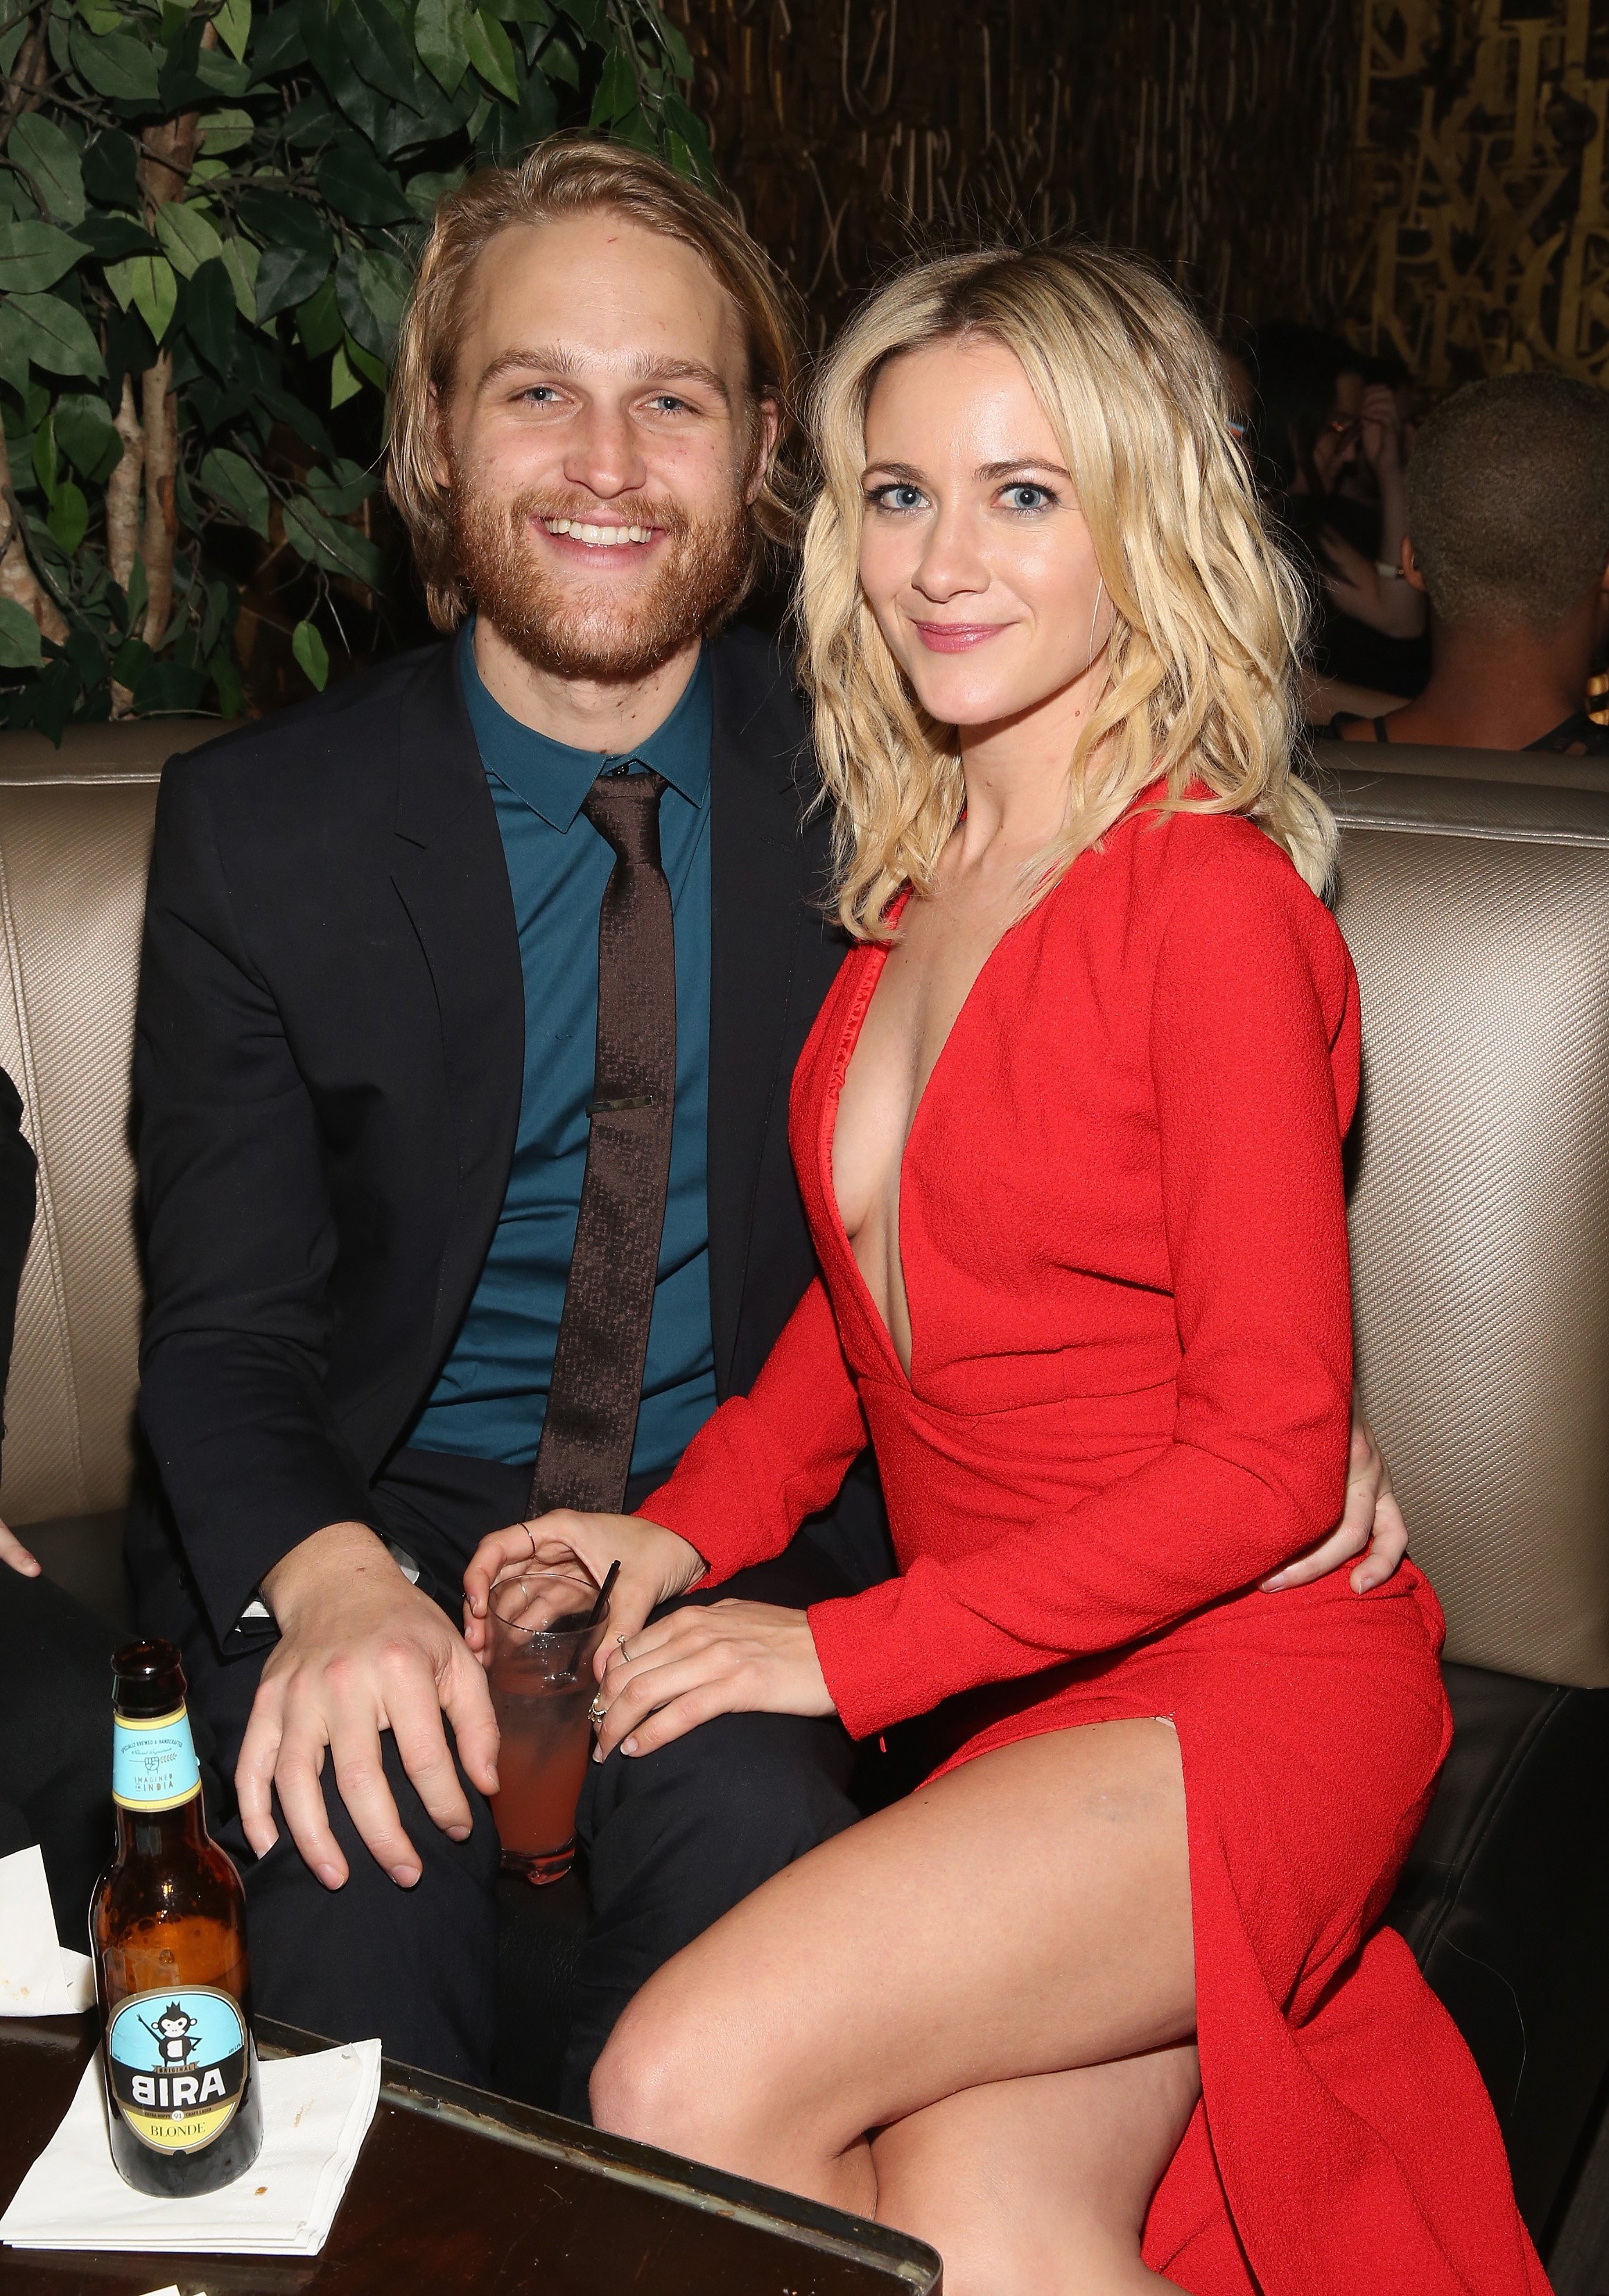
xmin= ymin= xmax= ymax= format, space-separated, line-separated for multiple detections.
xmin=90 ymin=1639 xmax=263 ymax=2197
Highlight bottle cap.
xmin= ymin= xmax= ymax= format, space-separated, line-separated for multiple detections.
xmin=112 ymin=1638 xmax=189 ymax=1721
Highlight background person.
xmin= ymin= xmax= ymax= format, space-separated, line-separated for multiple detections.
xmin=1332 ymin=371 xmax=1609 ymax=754
xmin=1245 ymin=322 xmax=1428 ymax=709
xmin=466 ymin=248 xmax=1542 ymax=2295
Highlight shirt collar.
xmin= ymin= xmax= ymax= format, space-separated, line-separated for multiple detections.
xmin=456 ymin=625 xmax=713 ymax=832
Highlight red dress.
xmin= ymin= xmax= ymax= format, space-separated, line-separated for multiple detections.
xmin=640 ymin=795 xmax=1549 ymax=2295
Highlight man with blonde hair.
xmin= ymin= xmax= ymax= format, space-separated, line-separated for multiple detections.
xmin=129 ymin=139 xmax=1404 ymax=2108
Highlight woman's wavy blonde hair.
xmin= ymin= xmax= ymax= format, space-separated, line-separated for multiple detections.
xmin=800 ymin=244 xmax=1334 ymax=938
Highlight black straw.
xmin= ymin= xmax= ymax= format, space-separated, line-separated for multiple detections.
xmin=584 ymin=1560 xmax=621 ymax=1631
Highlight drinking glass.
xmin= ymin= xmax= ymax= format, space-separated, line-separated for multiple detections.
xmin=487 ymin=1573 xmax=610 ymax=1885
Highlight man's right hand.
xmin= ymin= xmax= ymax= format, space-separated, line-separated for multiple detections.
xmin=237 ymin=1521 xmax=501 ymax=1892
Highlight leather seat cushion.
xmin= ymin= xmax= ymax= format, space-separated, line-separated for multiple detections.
xmin=1388 ymin=1661 xmax=1609 ymax=2235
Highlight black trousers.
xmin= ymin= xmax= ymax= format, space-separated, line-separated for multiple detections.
xmin=0 ymin=1565 xmax=116 ymax=1945
xmin=132 ymin=1448 xmax=883 ymax=2104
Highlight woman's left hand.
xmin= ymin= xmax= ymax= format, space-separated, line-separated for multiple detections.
xmin=590 ymin=1600 xmax=835 ymax=1761
xmin=1262 ymin=1416 xmax=1408 ymax=1594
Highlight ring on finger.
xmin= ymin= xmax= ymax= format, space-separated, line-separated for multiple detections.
xmin=588 ymin=1695 xmax=606 ymax=1724
xmin=615 ymin=1630 xmax=631 ymax=1662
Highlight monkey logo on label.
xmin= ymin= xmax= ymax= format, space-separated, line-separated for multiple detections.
xmin=106 ymin=1988 xmax=247 ymax=2153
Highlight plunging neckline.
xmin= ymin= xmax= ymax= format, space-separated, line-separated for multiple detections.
xmin=824 ymin=888 xmax=1023 ymax=1388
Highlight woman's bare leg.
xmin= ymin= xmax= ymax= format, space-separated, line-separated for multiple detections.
xmin=871 ymin=2049 xmax=1200 ymax=2295
xmin=591 ymin=1718 xmax=1196 ymax=2284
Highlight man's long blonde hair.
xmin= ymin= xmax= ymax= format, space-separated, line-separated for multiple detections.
xmin=799 ymin=245 xmax=1334 ymax=938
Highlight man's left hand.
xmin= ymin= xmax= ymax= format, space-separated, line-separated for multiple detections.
xmin=589 ymin=1600 xmax=834 ymax=1761
xmin=1262 ymin=1417 xmax=1408 ymax=1594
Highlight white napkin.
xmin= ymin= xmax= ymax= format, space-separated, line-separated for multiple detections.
xmin=1 ymin=2038 xmax=382 ymax=2255
xmin=0 ymin=1845 xmax=94 ymax=2015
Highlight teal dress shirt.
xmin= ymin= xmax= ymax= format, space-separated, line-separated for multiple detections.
xmin=409 ymin=630 xmax=717 ymax=1481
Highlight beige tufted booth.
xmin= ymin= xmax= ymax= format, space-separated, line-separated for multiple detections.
xmin=0 ymin=723 xmax=215 ymax=1550
xmin=3 ymin=724 xmax=1609 ymax=2270
xmin=3 ymin=728 xmax=1605 ymax=1693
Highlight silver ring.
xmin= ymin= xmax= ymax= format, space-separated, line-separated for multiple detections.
xmin=615 ymin=1631 xmax=631 ymax=1661
xmin=588 ymin=1696 xmax=606 ymax=1724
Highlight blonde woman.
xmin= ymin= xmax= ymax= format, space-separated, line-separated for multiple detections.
xmin=463 ymin=248 xmax=1545 ymax=2294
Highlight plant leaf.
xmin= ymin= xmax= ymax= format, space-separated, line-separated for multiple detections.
xmin=199 ymin=444 xmax=270 ymax=535
xmin=462 ymin=5 xmax=516 ymax=99
xmin=335 ymin=243 xmax=410 ymax=359
xmin=283 ymin=493 xmax=385 ymax=587
xmin=185 ymin=254 xmax=236 ymax=374
xmin=32 ymin=411 xmax=58 ymax=501
xmin=0 ymin=304 xmax=29 ymax=396
xmin=104 ymin=252 xmax=177 ymax=343
xmin=7 ymin=114 xmax=87 ymax=226
xmin=198 ymin=105 xmax=255 ymax=151
xmin=154 ymin=200 xmax=225 ymax=279
xmin=214 ymin=0 xmax=251 ymax=60
xmin=589 ymin=41 xmax=634 ymax=123
xmin=69 ymin=211 xmax=156 ymax=259
xmin=68 ymin=21 xmax=162 ymax=100
xmin=80 ymin=129 xmax=141 ymax=209
xmin=6 ymin=293 xmax=107 ymax=377
xmin=315 ymin=141 xmax=411 ymax=225
xmin=193 ymin=40 xmax=252 ymax=94
xmin=291 ymin=617 xmax=328 ymax=689
xmin=0 ymin=220 xmax=89 ymax=294
xmin=55 ymin=390 xmax=122 ymax=483
xmin=222 ymin=231 xmax=259 ymax=322
xmin=307 ymin=456 xmax=379 ymax=515
xmin=403 ymin=164 xmax=464 ymax=221
xmin=329 ymin=338 xmax=361 ymax=406
xmin=46 ymin=480 xmax=89 ymax=555
xmin=295 ymin=272 xmax=342 ymax=355
xmin=0 ymin=599 xmax=43 ymax=673
xmin=336 ymin=0 xmax=417 ymax=104
xmin=343 ymin=332 xmax=388 ymax=388
xmin=238 ymin=186 xmax=333 ymax=319
xmin=415 ymin=0 xmax=469 ymax=92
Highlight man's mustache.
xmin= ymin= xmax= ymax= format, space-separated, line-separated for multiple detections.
xmin=504 ymin=488 xmax=691 ymax=541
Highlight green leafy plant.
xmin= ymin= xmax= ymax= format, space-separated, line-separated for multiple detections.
xmin=0 ymin=0 xmax=707 ymax=736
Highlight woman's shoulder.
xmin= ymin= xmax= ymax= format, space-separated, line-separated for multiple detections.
xmin=1113 ymin=798 xmax=1353 ymax=996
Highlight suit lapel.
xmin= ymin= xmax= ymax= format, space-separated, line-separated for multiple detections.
xmin=390 ymin=645 xmax=525 ymax=1385
xmin=707 ymin=634 xmax=826 ymax=1392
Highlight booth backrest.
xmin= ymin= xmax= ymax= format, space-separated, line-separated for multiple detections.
xmin=0 ymin=730 xmax=1604 ymax=1689
xmin=0 ymin=723 xmax=214 ymax=1528
xmin=1309 ymin=737 xmax=1609 ymax=797
xmin=1332 ymin=766 xmax=1609 ymax=1689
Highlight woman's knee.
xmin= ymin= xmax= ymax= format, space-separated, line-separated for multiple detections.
xmin=589 ymin=1983 xmax=770 ymax=2165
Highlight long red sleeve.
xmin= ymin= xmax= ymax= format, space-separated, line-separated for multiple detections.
xmin=636 ymin=1276 xmax=868 ymax=1578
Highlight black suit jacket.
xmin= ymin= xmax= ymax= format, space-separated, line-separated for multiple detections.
xmin=133 ymin=627 xmax=876 ymax=1643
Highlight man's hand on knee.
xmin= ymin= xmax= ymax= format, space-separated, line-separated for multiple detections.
xmin=236 ymin=1521 xmax=501 ymax=1892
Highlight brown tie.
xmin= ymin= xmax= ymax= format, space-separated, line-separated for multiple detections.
xmin=528 ymin=768 xmax=676 ymax=1517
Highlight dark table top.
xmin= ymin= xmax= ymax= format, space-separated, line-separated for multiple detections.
xmin=0 ymin=2014 xmax=942 ymax=2296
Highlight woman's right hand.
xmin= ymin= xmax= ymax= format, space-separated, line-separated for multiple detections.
xmin=462 ymin=1509 xmax=708 ymax=1677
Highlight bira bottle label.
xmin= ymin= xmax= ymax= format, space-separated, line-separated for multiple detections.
xmin=106 ymin=1988 xmax=248 ymax=2152
xmin=112 ymin=1707 xmax=201 ymax=1811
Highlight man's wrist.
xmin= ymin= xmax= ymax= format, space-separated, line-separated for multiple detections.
xmin=259 ymin=1518 xmax=396 ymax=1630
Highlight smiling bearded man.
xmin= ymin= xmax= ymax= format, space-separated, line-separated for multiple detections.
xmin=125 ymin=135 xmax=900 ymax=2111
xmin=126 ymin=135 xmax=1408 ymax=2117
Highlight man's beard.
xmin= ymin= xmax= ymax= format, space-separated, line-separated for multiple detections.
xmin=448 ymin=471 xmax=756 ymax=682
